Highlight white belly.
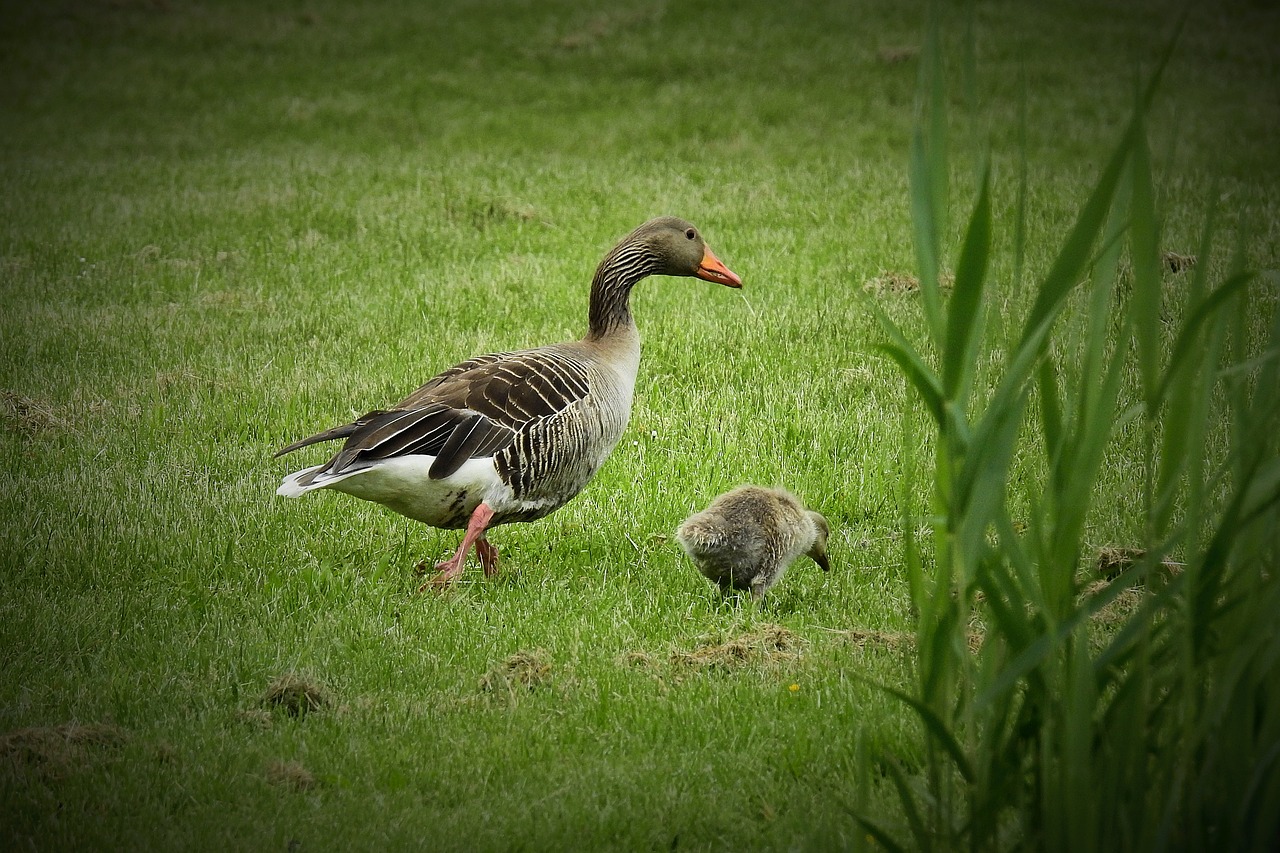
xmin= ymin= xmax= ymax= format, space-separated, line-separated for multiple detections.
xmin=279 ymin=455 xmax=508 ymax=529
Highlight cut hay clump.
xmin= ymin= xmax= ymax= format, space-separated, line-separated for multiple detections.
xmin=1081 ymin=579 xmax=1146 ymax=629
xmin=863 ymin=270 xmax=954 ymax=295
xmin=266 ymin=758 xmax=318 ymax=791
xmin=260 ymin=674 xmax=331 ymax=717
xmin=1161 ymin=250 xmax=1197 ymax=273
xmin=670 ymin=624 xmax=805 ymax=671
xmin=877 ymin=45 xmax=920 ymax=64
xmin=618 ymin=650 xmax=661 ymax=669
xmin=830 ymin=627 xmax=914 ymax=651
xmin=2 ymin=390 xmax=71 ymax=437
xmin=1095 ymin=546 xmax=1184 ymax=585
xmin=0 ymin=722 xmax=128 ymax=781
xmin=478 ymin=650 xmax=552 ymax=695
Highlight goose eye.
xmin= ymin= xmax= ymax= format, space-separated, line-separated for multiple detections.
xmin=685 ymin=228 xmax=697 ymax=240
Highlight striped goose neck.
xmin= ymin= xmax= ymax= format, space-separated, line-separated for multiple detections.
xmin=586 ymin=240 xmax=661 ymax=340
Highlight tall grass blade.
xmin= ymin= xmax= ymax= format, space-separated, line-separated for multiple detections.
xmin=1240 ymin=458 xmax=1280 ymax=526
xmin=1012 ymin=64 xmax=1030 ymax=301
xmin=1018 ymin=123 xmax=1133 ymax=351
xmin=850 ymin=813 xmax=910 ymax=853
xmin=1036 ymin=357 xmax=1064 ymax=471
xmin=920 ymin=604 xmax=961 ymax=708
xmin=953 ymin=389 xmax=1025 ymax=562
xmin=901 ymin=397 xmax=926 ymax=611
xmin=1153 ymin=271 xmax=1255 ymax=408
xmin=910 ymin=131 xmax=944 ymax=348
xmin=1129 ymin=107 xmax=1163 ymax=406
xmin=910 ymin=5 xmax=949 ymax=346
xmin=942 ymin=163 xmax=992 ymax=406
xmin=883 ymin=758 xmax=932 ymax=852
xmin=876 ymin=338 xmax=945 ymax=431
xmin=880 ymin=684 xmax=976 ymax=784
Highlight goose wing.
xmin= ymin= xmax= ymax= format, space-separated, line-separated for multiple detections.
xmin=276 ymin=346 xmax=592 ymax=481
xmin=397 ymin=347 xmax=592 ymax=423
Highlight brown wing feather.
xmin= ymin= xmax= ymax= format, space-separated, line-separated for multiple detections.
xmin=396 ymin=346 xmax=592 ymax=429
xmin=273 ymin=410 xmax=389 ymax=458
xmin=315 ymin=405 xmax=513 ymax=477
xmin=397 ymin=352 xmax=510 ymax=405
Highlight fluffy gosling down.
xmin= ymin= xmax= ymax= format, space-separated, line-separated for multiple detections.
xmin=676 ymin=485 xmax=830 ymax=601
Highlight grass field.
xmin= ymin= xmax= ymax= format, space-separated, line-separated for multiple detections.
xmin=2 ymin=0 xmax=1279 ymax=850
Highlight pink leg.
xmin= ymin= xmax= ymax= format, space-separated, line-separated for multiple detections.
xmin=419 ymin=502 xmax=495 ymax=590
xmin=475 ymin=536 xmax=500 ymax=577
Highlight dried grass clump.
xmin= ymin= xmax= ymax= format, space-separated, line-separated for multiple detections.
xmin=618 ymin=650 xmax=662 ymax=669
xmin=830 ymin=627 xmax=915 ymax=651
xmin=1095 ymin=546 xmax=1185 ymax=585
xmin=863 ymin=270 xmax=955 ymax=295
xmin=555 ymin=8 xmax=659 ymax=51
xmin=877 ymin=45 xmax=919 ymax=64
xmin=0 ymin=722 xmax=128 ymax=781
xmin=1161 ymin=251 xmax=1197 ymax=273
xmin=261 ymin=674 xmax=331 ymax=717
xmin=266 ymin=759 xmax=318 ymax=791
xmin=670 ymin=624 xmax=805 ymax=671
xmin=2 ymin=390 xmax=71 ymax=437
xmin=478 ymin=650 xmax=552 ymax=694
xmin=1081 ymin=579 xmax=1147 ymax=628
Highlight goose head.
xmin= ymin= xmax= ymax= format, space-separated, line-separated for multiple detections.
xmin=587 ymin=216 xmax=740 ymax=339
xmin=630 ymin=217 xmax=742 ymax=288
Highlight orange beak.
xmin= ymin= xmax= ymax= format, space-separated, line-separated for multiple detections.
xmin=695 ymin=246 xmax=742 ymax=288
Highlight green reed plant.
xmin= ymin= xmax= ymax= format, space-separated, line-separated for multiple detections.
xmin=862 ymin=15 xmax=1280 ymax=853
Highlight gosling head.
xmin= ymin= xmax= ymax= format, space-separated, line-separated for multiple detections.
xmin=806 ymin=510 xmax=831 ymax=572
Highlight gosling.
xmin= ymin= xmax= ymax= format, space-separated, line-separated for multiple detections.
xmin=675 ymin=485 xmax=830 ymax=601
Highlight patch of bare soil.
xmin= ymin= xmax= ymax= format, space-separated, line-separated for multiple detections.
xmin=1085 ymin=546 xmax=1185 ymax=631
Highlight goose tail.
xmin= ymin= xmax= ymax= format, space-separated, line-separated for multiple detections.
xmin=277 ymin=464 xmax=327 ymax=497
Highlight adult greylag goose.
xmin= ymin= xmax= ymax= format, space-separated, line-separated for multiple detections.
xmin=276 ymin=217 xmax=741 ymax=587
xmin=676 ymin=485 xmax=830 ymax=601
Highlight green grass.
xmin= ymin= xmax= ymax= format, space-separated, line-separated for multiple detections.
xmin=2 ymin=0 xmax=1278 ymax=850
